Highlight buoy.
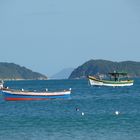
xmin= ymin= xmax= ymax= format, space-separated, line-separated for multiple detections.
xmin=81 ymin=112 xmax=84 ymax=116
xmin=76 ymin=108 xmax=79 ymax=111
xmin=115 ymin=111 xmax=120 ymax=115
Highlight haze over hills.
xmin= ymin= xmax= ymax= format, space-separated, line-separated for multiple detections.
xmin=69 ymin=59 xmax=140 ymax=79
xmin=0 ymin=62 xmax=47 ymax=80
xmin=51 ymin=68 xmax=74 ymax=79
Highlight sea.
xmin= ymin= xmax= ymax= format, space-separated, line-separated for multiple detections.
xmin=0 ymin=79 xmax=140 ymax=140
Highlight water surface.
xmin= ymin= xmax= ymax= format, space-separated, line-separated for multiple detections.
xmin=0 ymin=79 xmax=140 ymax=140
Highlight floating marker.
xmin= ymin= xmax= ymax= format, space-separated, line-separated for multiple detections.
xmin=81 ymin=112 xmax=84 ymax=116
xmin=76 ymin=108 xmax=79 ymax=111
xmin=115 ymin=111 xmax=120 ymax=115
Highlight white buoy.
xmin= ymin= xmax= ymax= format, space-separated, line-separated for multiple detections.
xmin=81 ymin=112 xmax=84 ymax=116
xmin=76 ymin=108 xmax=79 ymax=111
xmin=115 ymin=111 xmax=120 ymax=115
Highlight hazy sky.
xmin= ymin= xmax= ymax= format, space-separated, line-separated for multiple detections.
xmin=0 ymin=0 xmax=140 ymax=76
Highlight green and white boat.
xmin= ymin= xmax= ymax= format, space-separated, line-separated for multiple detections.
xmin=88 ymin=72 xmax=134 ymax=87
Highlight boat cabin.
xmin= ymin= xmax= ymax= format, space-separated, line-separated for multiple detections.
xmin=108 ymin=71 xmax=128 ymax=81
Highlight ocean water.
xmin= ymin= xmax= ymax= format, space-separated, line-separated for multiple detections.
xmin=0 ymin=79 xmax=140 ymax=140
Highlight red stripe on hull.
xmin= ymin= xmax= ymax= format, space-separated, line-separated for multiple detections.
xmin=5 ymin=97 xmax=50 ymax=101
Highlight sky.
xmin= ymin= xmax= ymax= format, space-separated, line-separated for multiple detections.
xmin=0 ymin=0 xmax=140 ymax=77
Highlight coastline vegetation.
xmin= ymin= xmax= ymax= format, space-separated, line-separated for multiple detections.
xmin=69 ymin=59 xmax=140 ymax=79
xmin=0 ymin=62 xmax=47 ymax=80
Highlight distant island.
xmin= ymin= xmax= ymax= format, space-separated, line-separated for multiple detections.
xmin=50 ymin=68 xmax=74 ymax=79
xmin=69 ymin=59 xmax=140 ymax=79
xmin=0 ymin=62 xmax=47 ymax=80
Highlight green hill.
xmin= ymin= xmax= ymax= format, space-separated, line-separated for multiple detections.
xmin=69 ymin=59 xmax=140 ymax=79
xmin=0 ymin=62 xmax=47 ymax=80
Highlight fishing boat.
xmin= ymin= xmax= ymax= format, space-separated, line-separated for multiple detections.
xmin=88 ymin=71 xmax=134 ymax=87
xmin=1 ymin=87 xmax=71 ymax=101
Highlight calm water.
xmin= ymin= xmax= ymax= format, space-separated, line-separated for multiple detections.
xmin=0 ymin=79 xmax=140 ymax=140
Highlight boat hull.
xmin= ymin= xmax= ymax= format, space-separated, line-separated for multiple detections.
xmin=88 ymin=76 xmax=134 ymax=87
xmin=2 ymin=90 xmax=71 ymax=101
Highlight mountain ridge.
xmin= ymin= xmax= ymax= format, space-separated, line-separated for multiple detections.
xmin=50 ymin=68 xmax=74 ymax=79
xmin=0 ymin=62 xmax=47 ymax=80
xmin=69 ymin=59 xmax=140 ymax=79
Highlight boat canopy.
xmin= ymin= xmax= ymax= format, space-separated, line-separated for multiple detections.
xmin=108 ymin=71 xmax=128 ymax=76
xmin=108 ymin=71 xmax=128 ymax=81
